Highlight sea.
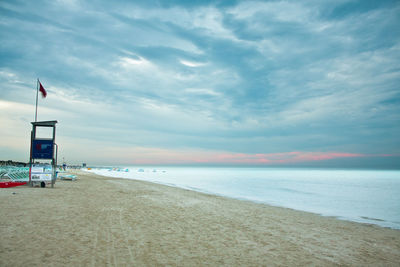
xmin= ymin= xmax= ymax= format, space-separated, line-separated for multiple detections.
xmin=85 ymin=167 xmax=400 ymax=229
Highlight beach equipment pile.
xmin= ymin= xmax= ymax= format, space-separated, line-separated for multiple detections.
xmin=58 ymin=173 xmax=77 ymax=181
xmin=0 ymin=167 xmax=29 ymax=182
xmin=0 ymin=167 xmax=29 ymax=188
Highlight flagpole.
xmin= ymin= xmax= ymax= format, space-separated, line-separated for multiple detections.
xmin=35 ymin=78 xmax=39 ymax=122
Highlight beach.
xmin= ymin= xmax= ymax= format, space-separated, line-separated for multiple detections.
xmin=1 ymin=171 xmax=399 ymax=266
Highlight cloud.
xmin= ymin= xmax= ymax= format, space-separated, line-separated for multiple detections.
xmin=179 ymin=59 xmax=206 ymax=67
xmin=1 ymin=0 xmax=399 ymax=167
xmin=56 ymin=145 xmax=395 ymax=166
xmin=211 ymin=151 xmax=367 ymax=165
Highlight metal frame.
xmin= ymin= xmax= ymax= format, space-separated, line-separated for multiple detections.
xmin=29 ymin=120 xmax=58 ymax=188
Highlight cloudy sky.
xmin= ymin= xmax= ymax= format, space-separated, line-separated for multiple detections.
xmin=1 ymin=0 xmax=399 ymax=168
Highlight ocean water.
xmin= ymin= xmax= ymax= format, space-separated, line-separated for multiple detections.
xmin=86 ymin=167 xmax=400 ymax=229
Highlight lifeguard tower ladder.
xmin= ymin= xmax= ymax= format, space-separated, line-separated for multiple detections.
xmin=29 ymin=120 xmax=58 ymax=188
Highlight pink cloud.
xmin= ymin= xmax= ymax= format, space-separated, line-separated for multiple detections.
xmin=162 ymin=151 xmax=383 ymax=165
xmin=102 ymin=146 xmax=395 ymax=166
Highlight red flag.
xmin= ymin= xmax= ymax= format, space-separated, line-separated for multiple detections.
xmin=39 ymin=81 xmax=47 ymax=98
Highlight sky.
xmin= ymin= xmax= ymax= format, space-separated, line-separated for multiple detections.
xmin=0 ymin=0 xmax=399 ymax=168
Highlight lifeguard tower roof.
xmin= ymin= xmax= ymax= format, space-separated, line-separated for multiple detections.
xmin=31 ymin=120 xmax=58 ymax=127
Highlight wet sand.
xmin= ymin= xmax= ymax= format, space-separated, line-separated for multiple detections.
xmin=1 ymin=171 xmax=399 ymax=266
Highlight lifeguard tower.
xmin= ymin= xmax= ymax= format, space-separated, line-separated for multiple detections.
xmin=29 ymin=120 xmax=58 ymax=188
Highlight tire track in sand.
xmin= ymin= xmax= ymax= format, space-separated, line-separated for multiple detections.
xmin=90 ymin=208 xmax=103 ymax=267
xmin=106 ymin=207 xmax=118 ymax=266
xmin=92 ymin=206 xmax=136 ymax=266
xmin=118 ymin=207 xmax=135 ymax=263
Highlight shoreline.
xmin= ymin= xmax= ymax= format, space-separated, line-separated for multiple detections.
xmin=1 ymin=171 xmax=399 ymax=266
xmin=86 ymin=167 xmax=400 ymax=230
xmin=90 ymin=170 xmax=400 ymax=231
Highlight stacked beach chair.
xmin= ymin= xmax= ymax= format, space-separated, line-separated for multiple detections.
xmin=0 ymin=167 xmax=29 ymax=188
xmin=0 ymin=167 xmax=29 ymax=182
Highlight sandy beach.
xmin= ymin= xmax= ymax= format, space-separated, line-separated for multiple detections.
xmin=1 ymin=171 xmax=399 ymax=266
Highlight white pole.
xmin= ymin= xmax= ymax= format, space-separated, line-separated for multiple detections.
xmin=35 ymin=79 xmax=39 ymax=122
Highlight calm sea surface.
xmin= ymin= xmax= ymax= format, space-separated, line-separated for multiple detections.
xmin=87 ymin=167 xmax=400 ymax=229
